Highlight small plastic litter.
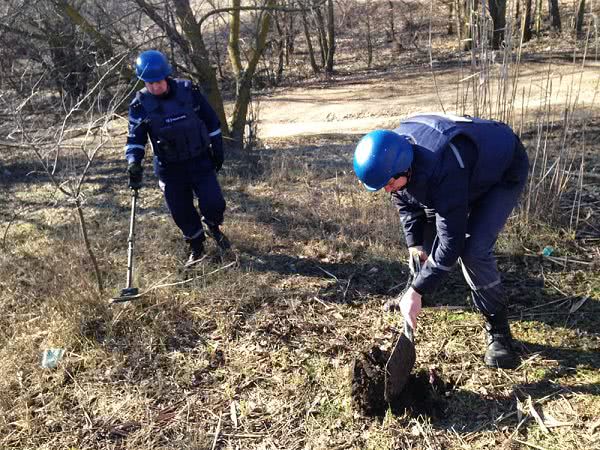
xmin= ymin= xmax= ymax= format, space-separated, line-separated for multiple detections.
xmin=542 ymin=246 xmax=554 ymax=257
xmin=41 ymin=348 xmax=65 ymax=369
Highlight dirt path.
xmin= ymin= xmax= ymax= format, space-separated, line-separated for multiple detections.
xmin=257 ymin=60 xmax=600 ymax=139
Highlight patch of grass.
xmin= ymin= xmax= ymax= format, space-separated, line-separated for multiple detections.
xmin=1 ymin=89 xmax=600 ymax=450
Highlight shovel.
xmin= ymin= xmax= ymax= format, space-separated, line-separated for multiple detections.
xmin=111 ymin=188 xmax=140 ymax=303
xmin=384 ymin=252 xmax=421 ymax=402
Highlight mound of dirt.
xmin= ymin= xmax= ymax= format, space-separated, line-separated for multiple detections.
xmin=351 ymin=345 xmax=447 ymax=418
xmin=351 ymin=345 xmax=389 ymax=416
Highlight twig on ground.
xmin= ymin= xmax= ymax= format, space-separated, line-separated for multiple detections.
xmin=211 ymin=414 xmax=222 ymax=450
xmin=207 ymin=432 xmax=266 ymax=438
xmin=515 ymin=296 xmax=577 ymax=313
xmin=342 ymin=273 xmax=354 ymax=302
xmin=316 ymin=265 xmax=338 ymax=281
xmin=312 ymin=296 xmax=334 ymax=310
xmin=513 ymin=438 xmax=550 ymax=450
xmin=527 ymin=396 xmax=550 ymax=433
xmin=230 ymin=401 xmax=238 ymax=429
xmin=121 ymin=260 xmax=235 ymax=305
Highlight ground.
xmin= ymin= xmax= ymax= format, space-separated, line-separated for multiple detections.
xmin=0 ymin=47 xmax=599 ymax=450
xmin=256 ymin=57 xmax=600 ymax=139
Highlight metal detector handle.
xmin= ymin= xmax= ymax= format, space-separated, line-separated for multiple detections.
xmin=125 ymin=189 xmax=139 ymax=289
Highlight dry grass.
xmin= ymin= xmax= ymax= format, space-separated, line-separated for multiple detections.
xmin=0 ymin=121 xmax=598 ymax=449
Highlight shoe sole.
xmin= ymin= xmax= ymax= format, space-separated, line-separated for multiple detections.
xmin=484 ymin=354 xmax=519 ymax=369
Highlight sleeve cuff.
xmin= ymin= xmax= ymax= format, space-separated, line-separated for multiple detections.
xmin=410 ymin=284 xmax=424 ymax=296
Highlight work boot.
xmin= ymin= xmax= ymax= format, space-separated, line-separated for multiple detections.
xmin=483 ymin=313 xmax=519 ymax=369
xmin=184 ymin=236 xmax=205 ymax=268
xmin=206 ymin=224 xmax=231 ymax=251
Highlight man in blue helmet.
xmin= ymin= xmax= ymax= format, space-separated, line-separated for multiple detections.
xmin=125 ymin=49 xmax=230 ymax=267
xmin=353 ymin=113 xmax=529 ymax=369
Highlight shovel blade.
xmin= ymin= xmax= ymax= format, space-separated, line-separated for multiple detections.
xmin=384 ymin=333 xmax=416 ymax=402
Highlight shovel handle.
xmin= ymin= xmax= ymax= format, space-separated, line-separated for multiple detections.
xmin=403 ymin=320 xmax=414 ymax=342
xmin=404 ymin=252 xmax=420 ymax=343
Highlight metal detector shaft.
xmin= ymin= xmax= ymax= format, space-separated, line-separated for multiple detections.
xmin=125 ymin=189 xmax=138 ymax=289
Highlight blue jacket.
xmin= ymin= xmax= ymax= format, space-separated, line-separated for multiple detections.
xmin=125 ymin=78 xmax=223 ymax=173
xmin=391 ymin=114 xmax=521 ymax=295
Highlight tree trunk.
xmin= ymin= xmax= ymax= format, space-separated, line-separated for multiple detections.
xmin=366 ymin=1 xmax=373 ymax=68
xmin=461 ymin=0 xmax=474 ymax=51
xmin=274 ymin=14 xmax=285 ymax=83
xmin=388 ymin=1 xmax=395 ymax=42
xmin=489 ymin=0 xmax=507 ymax=49
xmin=535 ymin=0 xmax=542 ymax=35
xmin=522 ymin=0 xmax=533 ymax=42
xmin=285 ymin=10 xmax=295 ymax=65
xmin=448 ymin=1 xmax=454 ymax=34
xmin=455 ymin=0 xmax=463 ymax=47
xmin=325 ymin=0 xmax=335 ymax=74
xmin=212 ymin=19 xmax=224 ymax=79
xmin=547 ymin=0 xmax=561 ymax=30
xmin=75 ymin=198 xmax=103 ymax=294
xmin=575 ymin=0 xmax=586 ymax=36
xmin=313 ymin=4 xmax=328 ymax=67
xmin=227 ymin=0 xmax=244 ymax=85
xmin=229 ymin=1 xmax=275 ymax=148
xmin=301 ymin=6 xmax=320 ymax=74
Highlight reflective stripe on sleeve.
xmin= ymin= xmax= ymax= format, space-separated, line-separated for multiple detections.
xmin=449 ymin=142 xmax=465 ymax=169
xmin=426 ymin=254 xmax=452 ymax=271
xmin=125 ymin=144 xmax=145 ymax=151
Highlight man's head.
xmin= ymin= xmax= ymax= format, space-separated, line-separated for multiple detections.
xmin=135 ymin=50 xmax=172 ymax=87
xmin=353 ymin=130 xmax=413 ymax=192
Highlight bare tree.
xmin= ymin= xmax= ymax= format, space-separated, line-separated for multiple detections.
xmin=300 ymin=1 xmax=320 ymax=75
xmin=534 ymin=0 xmax=543 ymax=35
xmin=325 ymin=0 xmax=335 ymax=73
xmin=575 ymin=0 xmax=586 ymax=37
xmin=489 ymin=0 xmax=507 ymax=48
xmin=547 ymin=0 xmax=561 ymax=31
xmin=521 ymin=0 xmax=533 ymax=42
xmin=227 ymin=0 xmax=276 ymax=146
xmin=8 ymin=55 xmax=134 ymax=294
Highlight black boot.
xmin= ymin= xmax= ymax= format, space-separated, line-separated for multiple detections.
xmin=206 ymin=224 xmax=230 ymax=251
xmin=185 ymin=235 xmax=205 ymax=268
xmin=483 ymin=312 xmax=519 ymax=369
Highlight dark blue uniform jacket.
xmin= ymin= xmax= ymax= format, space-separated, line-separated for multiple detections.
xmin=125 ymin=78 xmax=223 ymax=178
xmin=391 ymin=114 xmax=521 ymax=295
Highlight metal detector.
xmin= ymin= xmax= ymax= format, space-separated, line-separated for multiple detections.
xmin=111 ymin=189 xmax=141 ymax=303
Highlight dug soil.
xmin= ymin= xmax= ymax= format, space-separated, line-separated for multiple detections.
xmin=351 ymin=344 xmax=447 ymax=418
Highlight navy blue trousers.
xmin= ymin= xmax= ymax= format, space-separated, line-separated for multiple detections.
xmin=423 ymin=143 xmax=529 ymax=317
xmin=156 ymin=157 xmax=226 ymax=240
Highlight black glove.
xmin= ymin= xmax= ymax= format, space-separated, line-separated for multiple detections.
xmin=212 ymin=151 xmax=224 ymax=172
xmin=209 ymin=135 xmax=224 ymax=172
xmin=127 ymin=162 xmax=143 ymax=190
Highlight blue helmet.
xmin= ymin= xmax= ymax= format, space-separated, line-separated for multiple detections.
xmin=135 ymin=50 xmax=172 ymax=82
xmin=353 ymin=130 xmax=413 ymax=191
